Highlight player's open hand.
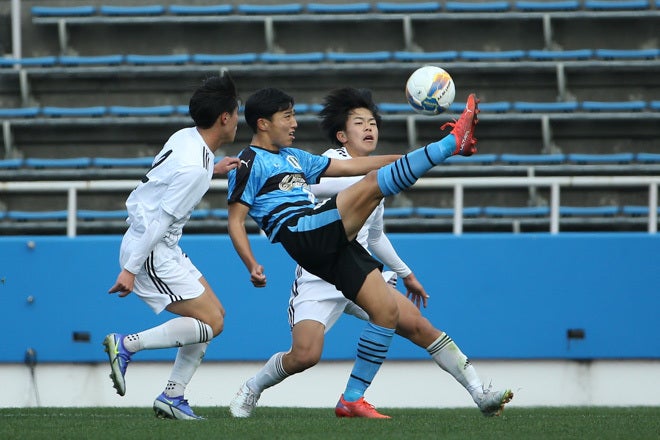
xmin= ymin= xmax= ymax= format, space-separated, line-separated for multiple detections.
xmin=213 ymin=156 xmax=240 ymax=176
xmin=403 ymin=272 xmax=429 ymax=309
xmin=250 ymin=264 xmax=267 ymax=288
xmin=108 ymin=269 xmax=136 ymax=297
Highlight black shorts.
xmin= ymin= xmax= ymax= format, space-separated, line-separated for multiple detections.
xmin=276 ymin=196 xmax=383 ymax=301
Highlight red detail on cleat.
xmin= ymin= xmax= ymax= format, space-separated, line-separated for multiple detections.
xmin=441 ymin=93 xmax=480 ymax=156
xmin=334 ymin=394 xmax=391 ymax=419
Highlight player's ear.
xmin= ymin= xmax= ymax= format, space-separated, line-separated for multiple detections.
xmin=257 ymin=117 xmax=269 ymax=131
xmin=336 ymin=131 xmax=347 ymax=144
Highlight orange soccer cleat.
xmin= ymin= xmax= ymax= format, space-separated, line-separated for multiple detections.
xmin=334 ymin=394 xmax=391 ymax=419
xmin=441 ymin=93 xmax=480 ymax=156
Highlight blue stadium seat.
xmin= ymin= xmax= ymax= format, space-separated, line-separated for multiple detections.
xmin=445 ymin=1 xmax=511 ymax=12
xmin=326 ymin=51 xmax=391 ymax=62
xmin=126 ymin=54 xmax=190 ymax=65
xmin=8 ymin=210 xmax=69 ymax=221
xmin=460 ymin=50 xmax=525 ymax=61
xmin=58 ymin=55 xmax=124 ymax=66
xmin=24 ymin=157 xmax=92 ymax=168
xmin=636 ymin=152 xmax=660 ymax=163
xmin=259 ymin=52 xmax=325 ymax=63
xmin=77 ymin=210 xmax=128 ymax=220
xmin=567 ymin=153 xmax=635 ymax=164
xmin=0 ymin=56 xmax=57 ymax=67
xmin=581 ymin=100 xmax=646 ymax=112
xmin=92 ymin=157 xmax=154 ymax=168
xmin=444 ymin=154 xmax=498 ymax=165
xmin=190 ymin=209 xmax=211 ymax=220
xmin=383 ymin=207 xmax=415 ymax=218
xmin=514 ymin=0 xmax=580 ymax=11
xmin=499 ymin=153 xmax=566 ymax=164
xmin=168 ymin=4 xmax=234 ymax=15
xmin=211 ymin=209 xmax=229 ymax=219
xmin=41 ymin=106 xmax=107 ymax=117
xmin=595 ymin=48 xmax=659 ymax=60
xmin=0 ymin=107 xmax=40 ymax=118
xmin=622 ymin=205 xmax=660 ymax=216
xmin=307 ymin=2 xmax=372 ymax=13
xmin=651 ymin=101 xmax=660 ymax=111
xmin=513 ymin=101 xmax=579 ymax=112
xmin=108 ymin=105 xmax=176 ymax=117
xmin=483 ymin=206 xmax=550 ymax=217
xmin=0 ymin=158 xmax=23 ymax=169
xmin=237 ymin=4 xmax=303 ymax=14
xmin=375 ymin=2 xmax=442 ymax=12
xmin=192 ymin=53 xmax=258 ymax=64
xmin=392 ymin=51 xmax=458 ymax=62
xmin=415 ymin=207 xmax=454 ymax=217
xmin=584 ymin=0 xmax=650 ymax=10
xmin=176 ymin=105 xmax=189 ymax=115
xmin=478 ymin=101 xmax=512 ymax=113
xmin=31 ymin=6 xmax=97 ymax=17
xmin=378 ymin=103 xmax=414 ymax=113
xmin=528 ymin=49 xmax=593 ymax=60
xmin=560 ymin=206 xmax=619 ymax=216
xmin=99 ymin=5 xmax=166 ymax=16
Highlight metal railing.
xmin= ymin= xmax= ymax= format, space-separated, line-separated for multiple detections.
xmin=1 ymin=176 xmax=658 ymax=237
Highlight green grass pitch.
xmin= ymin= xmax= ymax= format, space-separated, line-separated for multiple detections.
xmin=1 ymin=407 xmax=659 ymax=439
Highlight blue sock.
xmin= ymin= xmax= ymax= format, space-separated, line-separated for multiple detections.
xmin=377 ymin=134 xmax=456 ymax=196
xmin=342 ymin=322 xmax=395 ymax=402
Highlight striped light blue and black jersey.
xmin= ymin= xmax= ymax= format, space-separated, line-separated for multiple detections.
xmin=227 ymin=145 xmax=331 ymax=242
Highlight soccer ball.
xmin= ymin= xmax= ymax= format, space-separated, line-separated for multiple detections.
xmin=405 ymin=65 xmax=455 ymax=115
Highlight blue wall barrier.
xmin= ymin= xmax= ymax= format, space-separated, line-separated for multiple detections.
xmin=1 ymin=233 xmax=658 ymax=363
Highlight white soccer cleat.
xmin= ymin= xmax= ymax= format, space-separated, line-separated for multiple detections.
xmin=474 ymin=384 xmax=513 ymax=417
xmin=229 ymin=382 xmax=261 ymax=418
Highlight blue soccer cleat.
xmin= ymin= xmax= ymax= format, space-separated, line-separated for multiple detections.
xmin=102 ymin=333 xmax=132 ymax=396
xmin=153 ymin=392 xmax=205 ymax=420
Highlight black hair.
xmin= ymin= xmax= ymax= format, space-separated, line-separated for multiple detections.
xmin=244 ymin=88 xmax=295 ymax=133
xmin=319 ymin=88 xmax=382 ymax=147
xmin=188 ymin=73 xmax=239 ymax=129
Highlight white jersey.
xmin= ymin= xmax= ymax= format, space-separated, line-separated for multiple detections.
xmin=120 ymin=127 xmax=214 ymax=314
xmin=289 ymin=146 xmax=411 ymax=329
xmin=125 ymin=127 xmax=214 ymax=247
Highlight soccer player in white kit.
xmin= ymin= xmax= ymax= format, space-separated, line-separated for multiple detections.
xmin=229 ymin=88 xmax=513 ymax=418
xmin=102 ymin=74 xmax=241 ymax=420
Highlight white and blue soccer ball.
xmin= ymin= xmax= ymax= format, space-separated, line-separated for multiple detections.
xmin=405 ymin=65 xmax=456 ymax=115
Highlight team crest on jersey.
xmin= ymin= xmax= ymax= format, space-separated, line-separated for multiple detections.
xmin=279 ymin=173 xmax=307 ymax=191
xmin=285 ymin=155 xmax=302 ymax=170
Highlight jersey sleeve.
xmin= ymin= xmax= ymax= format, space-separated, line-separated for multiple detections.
xmin=312 ymin=175 xmax=362 ymax=199
xmin=228 ymin=147 xmax=259 ymax=206
xmin=160 ymin=165 xmax=208 ymax=218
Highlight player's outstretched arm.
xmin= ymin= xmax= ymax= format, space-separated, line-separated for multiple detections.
xmin=323 ymin=155 xmax=400 ymax=178
xmin=228 ymin=203 xmax=267 ymax=288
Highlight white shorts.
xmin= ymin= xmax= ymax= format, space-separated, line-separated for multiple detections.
xmin=120 ymin=234 xmax=204 ymax=314
xmin=288 ymin=268 xmax=397 ymax=332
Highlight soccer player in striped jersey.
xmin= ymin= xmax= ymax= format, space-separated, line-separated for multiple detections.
xmin=102 ymin=74 xmax=241 ymax=420
xmin=226 ymin=86 xmax=479 ymax=418
xmin=229 ymin=88 xmax=512 ymax=418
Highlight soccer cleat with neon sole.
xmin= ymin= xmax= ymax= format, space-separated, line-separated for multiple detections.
xmin=153 ymin=392 xmax=204 ymax=420
xmin=334 ymin=394 xmax=390 ymax=419
xmin=474 ymin=385 xmax=514 ymax=417
xmin=229 ymin=382 xmax=261 ymax=418
xmin=441 ymin=93 xmax=480 ymax=156
xmin=102 ymin=333 xmax=133 ymax=396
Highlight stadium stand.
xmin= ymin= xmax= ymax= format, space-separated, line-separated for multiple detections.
xmin=0 ymin=0 xmax=657 ymax=234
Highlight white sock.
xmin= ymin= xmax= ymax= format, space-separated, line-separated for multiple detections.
xmin=427 ymin=333 xmax=483 ymax=398
xmin=164 ymin=342 xmax=209 ymax=398
xmin=247 ymin=352 xmax=289 ymax=394
xmin=124 ymin=317 xmax=212 ymax=352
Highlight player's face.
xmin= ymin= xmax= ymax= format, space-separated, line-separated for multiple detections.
xmin=267 ymin=105 xmax=298 ymax=148
xmin=342 ymin=108 xmax=378 ymax=158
